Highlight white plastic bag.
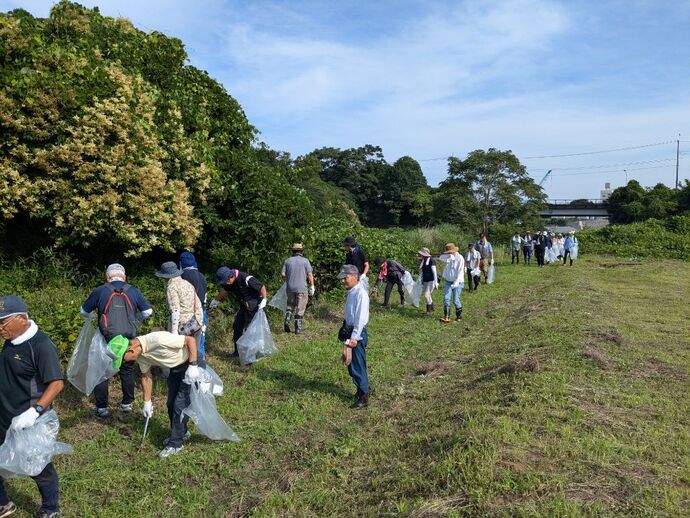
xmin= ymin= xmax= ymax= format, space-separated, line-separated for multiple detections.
xmin=409 ymin=275 xmax=423 ymax=308
xmin=0 ymin=410 xmax=72 ymax=479
xmin=268 ymin=283 xmax=288 ymax=314
xmin=570 ymin=246 xmax=579 ymax=260
xmin=236 ymin=309 xmax=278 ymax=366
xmin=402 ymin=271 xmax=414 ymax=295
xmin=67 ymin=322 xmax=117 ymax=395
xmin=200 ymin=364 xmax=224 ymax=397
xmin=471 ymin=268 xmax=481 ymax=277
xmin=182 ymin=383 xmax=239 ymax=442
xmin=487 ymin=265 xmax=496 ymax=284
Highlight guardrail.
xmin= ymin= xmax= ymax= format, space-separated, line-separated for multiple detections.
xmin=546 ymin=199 xmax=606 ymax=206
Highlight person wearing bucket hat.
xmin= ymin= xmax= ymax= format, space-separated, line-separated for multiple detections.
xmin=522 ymin=231 xmax=534 ymax=265
xmin=337 ymin=265 xmax=370 ymax=409
xmin=281 ymin=243 xmax=315 ymax=334
xmin=438 ymin=244 xmax=465 ymax=322
xmin=122 ymin=331 xmax=200 ymax=458
xmin=465 ymin=243 xmax=481 ymax=291
xmin=475 ymin=234 xmax=494 ymax=284
xmin=156 ymin=262 xmax=205 ymax=367
xmin=80 ymin=263 xmax=153 ymax=417
xmin=0 ymin=295 xmax=65 ymax=517
xmin=209 ymin=267 xmax=268 ymax=358
xmin=418 ymin=248 xmax=438 ymax=315
xmin=374 ymin=257 xmax=406 ymax=308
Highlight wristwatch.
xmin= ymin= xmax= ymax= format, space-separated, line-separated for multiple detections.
xmin=189 ymin=361 xmax=198 ymax=366
xmin=34 ymin=404 xmax=44 ymax=415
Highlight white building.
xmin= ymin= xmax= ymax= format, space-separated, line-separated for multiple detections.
xmin=600 ymin=182 xmax=613 ymax=201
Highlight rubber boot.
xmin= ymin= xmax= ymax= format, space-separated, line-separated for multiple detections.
xmin=350 ymin=392 xmax=369 ymax=409
xmin=455 ymin=307 xmax=463 ymax=321
xmin=474 ymin=277 xmax=480 ymax=290
xmin=425 ymin=304 xmax=432 ymax=315
xmin=284 ymin=311 xmax=292 ymax=333
xmin=294 ymin=317 xmax=303 ymax=335
xmin=440 ymin=305 xmax=451 ymax=323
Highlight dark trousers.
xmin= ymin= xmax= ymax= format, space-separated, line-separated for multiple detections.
xmin=466 ymin=269 xmax=480 ymax=291
xmin=383 ymin=277 xmax=404 ymax=305
xmin=232 ymin=307 xmax=258 ymax=353
xmin=511 ymin=250 xmax=520 ymax=264
xmin=0 ymin=430 xmax=59 ymax=514
xmin=166 ymin=363 xmax=191 ymax=448
xmin=563 ymin=250 xmax=573 ymax=266
xmin=523 ymin=248 xmax=532 ymax=264
xmin=535 ymin=247 xmax=545 ymax=266
xmin=347 ymin=329 xmax=369 ymax=394
xmin=94 ymin=359 xmax=135 ymax=408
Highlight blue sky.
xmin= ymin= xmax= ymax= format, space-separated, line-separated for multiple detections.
xmin=3 ymin=0 xmax=690 ymax=198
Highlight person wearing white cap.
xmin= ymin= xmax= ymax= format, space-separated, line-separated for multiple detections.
xmin=80 ymin=263 xmax=153 ymax=417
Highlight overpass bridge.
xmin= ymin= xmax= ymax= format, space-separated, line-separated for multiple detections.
xmin=539 ymin=199 xmax=610 ymax=219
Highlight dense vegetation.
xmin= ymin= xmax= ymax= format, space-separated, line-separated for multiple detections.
xmin=606 ymin=179 xmax=690 ymax=223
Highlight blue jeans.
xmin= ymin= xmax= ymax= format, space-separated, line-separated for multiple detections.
xmin=443 ymin=281 xmax=463 ymax=309
xmin=347 ymin=328 xmax=369 ymax=394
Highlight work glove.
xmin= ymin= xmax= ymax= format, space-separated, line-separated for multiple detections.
xmin=10 ymin=407 xmax=39 ymax=431
xmin=142 ymin=401 xmax=153 ymax=418
xmin=309 ymin=285 xmax=316 ymax=296
xmin=451 ymin=282 xmax=460 ymax=289
xmin=341 ymin=344 xmax=352 ymax=366
xmin=258 ymin=298 xmax=267 ymax=310
xmin=208 ymin=299 xmax=220 ymax=310
xmin=184 ymin=364 xmax=201 ymax=385
xmin=490 ymin=259 xmax=495 ymax=265
xmin=434 ymin=281 xmax=439 ymax=290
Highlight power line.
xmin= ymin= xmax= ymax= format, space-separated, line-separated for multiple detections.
xmin=526 ymin=157 xmax=678 ymax=173
xmin=521 ymin=140 xmax=674 ymax=159
xmin=540 ymin=164 xmax=672 ymax=177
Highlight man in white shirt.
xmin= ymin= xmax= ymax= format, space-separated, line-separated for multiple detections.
xmin=338 ymin=265 xmax=370 ymax=410
xmin=510 ymin=232 xmax=523 ymax=264
xmin=121 ymin=331 xmax=200 ymax=458
xmin=465 ymin=243 xmax=482 ymax=291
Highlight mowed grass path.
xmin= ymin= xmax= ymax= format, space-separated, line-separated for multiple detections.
xmin=7 ymin=257 xmax=690 ymax=517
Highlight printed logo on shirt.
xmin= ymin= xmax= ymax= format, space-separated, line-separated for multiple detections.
xmin=13 ymin=354 xmax=22 ymax=361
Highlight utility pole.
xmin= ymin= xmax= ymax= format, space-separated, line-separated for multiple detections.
xmin=676 ymin=135 xmax=680 ymax=189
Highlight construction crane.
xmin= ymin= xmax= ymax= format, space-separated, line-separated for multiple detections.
xmin=538 ymin=169 xmax=552 ymax=187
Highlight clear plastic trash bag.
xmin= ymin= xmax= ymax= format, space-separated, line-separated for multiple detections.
xmin=570 ymin=246 xmax=579 ymax=260
xmin=0 ymin=410 xmax=72 ymax=479
xmin=236 ymin=309 xmax=278 ymax=366
xmin=268 ymin=283 xmax=288 ymax=314
xmin=67 ymin=321 xmax=117 ymax=395
xmin=199 ymin=364 xmax=224 ymax=397
xmin=487 ymin=265 xmax=496 ymax=284
xmin=408 ymin=275 xmax=423 ymax=308
xmin=402 ymin=271 xmax=415 ymax=295
xmin=182 ymin=383 xmax=239 ymax=442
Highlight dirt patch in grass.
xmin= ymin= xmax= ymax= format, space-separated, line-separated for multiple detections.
xmin=415 ymin=361 xmax=454 ymax=378
xmin=637 ymin=357 xmax=689 ymax=382
xmin=586 ymin=328 xmax=624 ymax=346
xmin=582 ymin=345 xmax=612 ymax=370
xmin=598 ymin=262 xmax=643 ymax=269
xmin=408 ymin=493 xmax=471 ymax=517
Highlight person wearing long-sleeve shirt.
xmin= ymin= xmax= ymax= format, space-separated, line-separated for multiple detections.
xmin=339 ymin=264 xmax=370 ymax=410
xmin=418 ymin=248 xmax=438 ymax=315
xmin=465 ymin=243 xmax=482 ymax=291
xmin=562 ymin=231 xmax=578 ymax=267
xmin=438 ymin=243 xmax=465 ymax=322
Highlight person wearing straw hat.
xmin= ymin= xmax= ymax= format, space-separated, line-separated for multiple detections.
xmin=337 ymin=265 xmax=370 ymax=410
xmin=0 ymin=295 xmax=65 ymax=517
xmin=281 ymin=243 xmax=315 ymax=334
xmin=418 ymin=248 xmax=438 ymax=315
xmin=156 ymin=262 xmax=205 ymax=367
xmin=209 ymin=267 xmax=268 ymax=358
xmin=80 ymin=263 xmax=153 ymax=417
xmin=438 ymin=243 xmax=465 ymax=322
xmin=121 ymin=331 xmax=200 ymax=458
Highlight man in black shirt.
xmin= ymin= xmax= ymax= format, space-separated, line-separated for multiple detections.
xmin=209 ymin=267 xmax=267 ymax=358
xmin=0 ymin=295 xmax=64 ymax=518
xmin=343 ymin=237 xmax=369 ymax=277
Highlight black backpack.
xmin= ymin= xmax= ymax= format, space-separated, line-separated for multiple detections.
xmin=99 ymin=283 xmax=138 ymax=341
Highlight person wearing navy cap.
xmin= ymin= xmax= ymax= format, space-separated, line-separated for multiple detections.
xmin=209 ymin=267 xmax=267 ymax=358
xmin=0 ymin=295 xmax=64 ymax=518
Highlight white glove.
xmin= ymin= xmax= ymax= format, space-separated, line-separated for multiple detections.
xmin=10 ymin=407 xmax=39 ymax=431
xmin=184 ymin=364 xmax=201 ymax=384
xmin=309 ymin=285 xmax=315 ymax=296
xmin=258 ymin=298 xmax=267 ymax=310
xmin=451 ymin=282 xmax=459 ymax=289
xmin=490 ymin=259 xmax=495 ymax=265
xmin=434 ymin=281 xmax=439 ymax=290
xmin=142 ymin=401 xmax=153 ymax=418
xmin=209 ymin=299 xmax=220 ymax=310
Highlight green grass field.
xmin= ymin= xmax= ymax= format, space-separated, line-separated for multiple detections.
xmin=5 ymin=256 xmax=690 ymax=517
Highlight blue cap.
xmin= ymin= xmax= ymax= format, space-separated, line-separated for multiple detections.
xmin=343 ymin=236 xmax=357 ymax=246
xmin=179 ymin=251 xmax=197 ymax=269
xmin=0 ymin=295 xmax=28 ymax=319
xmin=215 ymin=266 xmax=233 ymax=285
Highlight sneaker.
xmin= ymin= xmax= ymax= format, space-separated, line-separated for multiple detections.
xmin=93 ymin=408 xmax=110 ymax=418
xmin=119 ymin=403 xmax=133 ymax=412
xmin=158 ymin=445 xmax=184 ymax=458
xmin=163 ymin=430 xmax=191 ymax=446
xmin=0 ymin=501 xmax=17 ymax=518
xmin=36 ymin=511 xmax=60 ymax=518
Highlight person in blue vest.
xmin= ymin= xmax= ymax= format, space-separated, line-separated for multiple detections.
xmin=80 ymin=264 xmax=152 ymax=418
xmin=0 ymin=296 xmax=65 ymax=518
xmin=209 ymin=267 xmax=267 ymax=358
